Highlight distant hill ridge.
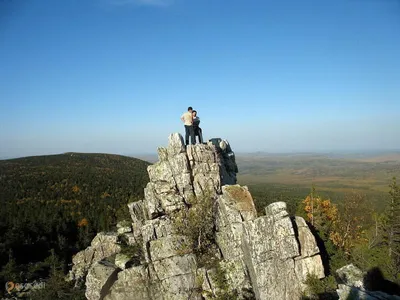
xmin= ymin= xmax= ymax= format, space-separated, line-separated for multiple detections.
xmin=0 ymin=152 xmax=151 ymax=202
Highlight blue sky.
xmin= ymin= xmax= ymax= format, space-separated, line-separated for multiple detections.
xmin=1 ymin=0 xmax=399 ymax=157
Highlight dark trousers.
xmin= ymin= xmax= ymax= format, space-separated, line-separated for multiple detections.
xmin=194 ymin=127 xmax=203 ymax=144
xmin=184 ymin=125 xmax=195 ymax=145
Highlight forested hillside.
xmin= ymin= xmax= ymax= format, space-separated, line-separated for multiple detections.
xmin=0 ymin=153 xmax=149 ymax=202
xmin=0 ymin=153 xmax=150 ymax=297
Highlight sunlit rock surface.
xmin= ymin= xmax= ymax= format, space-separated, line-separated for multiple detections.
xmin=69 ymin=133 xmax=325 ymax=300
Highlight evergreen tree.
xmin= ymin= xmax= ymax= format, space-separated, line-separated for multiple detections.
xmin=387 ymin=177 xmax=400 ymax=278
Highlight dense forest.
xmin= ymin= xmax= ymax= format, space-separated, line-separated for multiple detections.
xmin=0 ymin=152 xmax=399 ymax=299
xmin=0 ymin=153 xmax=150 ymax=298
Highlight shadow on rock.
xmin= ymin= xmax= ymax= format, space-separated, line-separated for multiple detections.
xmin=301 ymin=292 xmax=338 ymax=300
xmin=305 ymin=221 xmax=331 ymax=276
xmin=363 ymin=267 xmax=400 ymax=296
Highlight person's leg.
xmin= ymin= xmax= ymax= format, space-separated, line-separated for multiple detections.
xmin=193 ymin=127 xmax=199 ymax=144
xmin=190 ymin=126 xmax=195 ymax=145
xmin=198 ymin=128 xmax=203 ymax=144
xmin=184 ymin=125 xmax=190 ymax=145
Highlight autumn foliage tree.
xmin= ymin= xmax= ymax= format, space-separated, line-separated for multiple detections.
xmin=329 ymin=192 xmax=368 ymax=255
xmin=302 ymin=189 xmax=368 ymax=257
xmin=77 ymin=218 xmax=88 ymax=227
xmin=302 ymin=190 xmax=338 ymax=241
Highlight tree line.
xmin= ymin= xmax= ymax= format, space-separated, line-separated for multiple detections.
xmin=296 ymin=177 xmax=400 ymax=298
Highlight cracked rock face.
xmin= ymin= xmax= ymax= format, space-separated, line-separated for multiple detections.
xmin=69 ymin=133 xmax=326 ymax=300
xmin=240 ymin=202 xmax=324 ymax=300
xmin=85 ymin=261 xmax=119 ymax=300
xmin=68 ymin=232 xmax=121 ymax=283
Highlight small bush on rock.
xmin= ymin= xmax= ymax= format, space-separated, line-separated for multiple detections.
xmin=117 ymin=234 xmax=144 ymax=266
xmin=211 ymin=264 xmax=240 ymax=300
xmin=172 ymin=192 xmax=217 ymax=266
xmin=303 ymin=274 xmax=337 ymax=300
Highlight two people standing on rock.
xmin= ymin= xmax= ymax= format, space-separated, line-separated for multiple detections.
xmin=180 ymin=107 xmax=203 ymax=145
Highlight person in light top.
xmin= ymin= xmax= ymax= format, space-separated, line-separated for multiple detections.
xmin=180 ymin=106 xmax=195 ymax=145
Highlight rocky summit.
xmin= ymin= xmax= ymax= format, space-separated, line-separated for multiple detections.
xmin=68 ymin=133 xmax=325 ymax=300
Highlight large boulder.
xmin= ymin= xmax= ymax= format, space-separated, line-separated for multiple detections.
xmin=68 ymin=232 xmax=121 ymax=282
xmin=103 ymin=265 xmax=156 ymax=300
xmin=242 ymin=202 xmax=302 ymax=300
xmin=85 ymin=261 xmax=119 ymax=300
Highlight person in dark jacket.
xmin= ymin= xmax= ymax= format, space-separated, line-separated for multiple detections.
xmin=192 ymin=110 xmax=203 ymax=144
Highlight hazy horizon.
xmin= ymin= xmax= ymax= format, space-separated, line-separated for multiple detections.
xmin=2 ymin=147 xmax=400 ymax=161
xmin=1 ymin=0 xmax=399 ymax=158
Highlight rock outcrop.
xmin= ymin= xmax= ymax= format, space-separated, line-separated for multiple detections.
xmin=336 ymin=264 xmax=400 ymax=300
xmin=69 ymin=232 xmax=121 ymax=283
xmin=68 ymin=133 xmax=325 ymax=300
